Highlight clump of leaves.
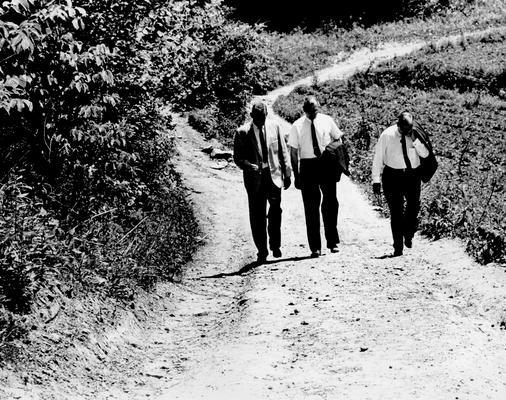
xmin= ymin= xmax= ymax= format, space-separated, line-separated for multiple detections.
xmin=0 ymin=0 xmax=202 ymax=352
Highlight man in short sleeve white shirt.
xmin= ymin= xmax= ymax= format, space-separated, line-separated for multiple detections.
xmin=372 ymin=111 xmax=429 ymax=256
xmin=288 ymin=97 xmax=344 ymax=257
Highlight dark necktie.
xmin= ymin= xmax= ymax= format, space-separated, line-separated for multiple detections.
xmin=400 ymin=134 xmax=412 ymax=170
xmin=258 ymin=125 xmax=268 ymax=163
xmin=311 ymin=120 xmax=321 ymax=157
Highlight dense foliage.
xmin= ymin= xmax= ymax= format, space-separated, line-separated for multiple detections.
xmin=273 ymin=32 xmax=506 ymax=265
xmin=179 ymin=15 xmax=273 ymax=145
xmin=0 ymin=0 xmax=215 ymax=350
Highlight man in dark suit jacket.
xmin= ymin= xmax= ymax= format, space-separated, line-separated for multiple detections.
xmin=234 ymin=102 xmax=292 ymax=263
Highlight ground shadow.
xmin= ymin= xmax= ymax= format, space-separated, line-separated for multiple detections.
xmin=200 ymin=255 xmax=312 ymax=279
xmin=373 ymin=253 xmax=402 ymax=260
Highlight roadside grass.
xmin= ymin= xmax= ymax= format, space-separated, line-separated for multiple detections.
xmin=356 ymin=31 xmax=506 ymax=94
xmin=272 ymin=31 xmax=506 ymax=265
xmin=259 ymin=0 xmax=506 ymax=88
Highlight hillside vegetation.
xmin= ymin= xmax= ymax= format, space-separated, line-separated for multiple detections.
xmin=226 ymin=0 xmax=506 ymax=88
xmin=190 ymin=0 xmax=506 ymax=142
xmin=273 ymin=31 xmax=506 ymax=265
xmin=225 ymin=0 xmax=492 ymax=30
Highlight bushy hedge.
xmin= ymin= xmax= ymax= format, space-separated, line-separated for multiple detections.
xmin=158 ymin=7 xmax=275 ymax=145
xmin=0 ymin=0 xmax=208 ymax=351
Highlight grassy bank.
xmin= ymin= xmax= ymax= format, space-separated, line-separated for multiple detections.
xmin=257 ymin=0 xmax=506 ymax=89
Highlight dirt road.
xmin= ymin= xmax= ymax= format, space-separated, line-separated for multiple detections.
xmin=150 ymin=27 xmax=506 ymax=399
xmin=149 ymin=125 xmax=506 ymax=400
xmin=2 ymin=27 xmax=506 ymax=400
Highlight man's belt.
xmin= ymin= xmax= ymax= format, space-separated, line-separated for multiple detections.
xmin=384 ymin=165 xmax=419 ymax=173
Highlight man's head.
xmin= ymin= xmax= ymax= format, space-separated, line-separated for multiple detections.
xmin=251 ymin=101 xmax=267 ymax=127
xmin=303 ymin=96 xmax=319 ymax=120
xmin=397 ymin=111 xmax=414 ymax=136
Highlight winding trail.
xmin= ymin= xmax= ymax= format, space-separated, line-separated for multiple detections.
xmin=143 ymin=26 xmax=506 ymax=399
xmin=4 ymin=26 xmax=505 ymax=400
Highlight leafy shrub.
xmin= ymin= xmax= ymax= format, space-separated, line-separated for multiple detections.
xmin=467 ymin=227 xmax=506 ymax=265
xmin=0 ymin=0 xmax=202 ymax=353
xmin=149 ymin=6 xmax=273 ymax=143
xmin=188 ymin=107 xmax=219 ymax=139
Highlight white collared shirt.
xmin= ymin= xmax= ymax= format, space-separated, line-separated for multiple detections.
xmin=253 ymin=123 xmax=269 ymax=168
xmin=372 ymin=125 xmax=430 ymax=183
xmin=288 ymin=113 xmax=344 ymax=159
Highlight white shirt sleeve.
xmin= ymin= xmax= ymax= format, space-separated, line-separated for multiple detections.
xmin=372 ymin=133 xmax=387 ymax=184
xmin=413 ymin=139 xmax=429 ymax=159
xmin=287 ymin=124 xmax=299 ymax=149
xmin=329 ymin=116 xmax=344 ymax=140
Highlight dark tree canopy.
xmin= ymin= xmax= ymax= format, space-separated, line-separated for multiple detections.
xmin=223 ymin=0 xmax=465 ymax=30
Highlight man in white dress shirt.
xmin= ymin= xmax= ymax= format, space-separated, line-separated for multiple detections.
xmin=288 ymin=97 xmax=344 ymax=258
xmin=372 ymin=111 xmax=429 ymax=256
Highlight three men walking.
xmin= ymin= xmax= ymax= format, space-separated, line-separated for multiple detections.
xmin=234 ymin=100 xmax=433 ymax=261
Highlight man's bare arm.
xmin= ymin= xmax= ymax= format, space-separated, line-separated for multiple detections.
xmin=290 ymin=146 xmax=301 ymax=189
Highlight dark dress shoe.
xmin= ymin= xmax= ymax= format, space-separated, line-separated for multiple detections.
xmin=256 ymin=254 xmax=268 ymax=264
xmin=329 ymin=246 xmax=339 ymax=253
xmin=272 ymin=248 xmax=282 ymax=258
xmin=310 ymin=250 xmax=321 ymax=258
xmin=404 ymin=237 xmax=412 ymax=248
xmin=392 ymin=249 xmax=403 ymax=257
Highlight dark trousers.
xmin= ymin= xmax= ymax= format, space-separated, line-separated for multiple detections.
xmin=246 ymin=167 xmax=282 ymax=258
xmin=300 ymin=158 xmax=339 ymax=252
xmin=382 ymin=166 xmax=421 ymax=253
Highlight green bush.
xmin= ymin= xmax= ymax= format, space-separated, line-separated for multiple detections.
xmin=0 ymin=0 xmax=202 ymax=353
xmin=149 ymin=6 xmax=274 ymax=143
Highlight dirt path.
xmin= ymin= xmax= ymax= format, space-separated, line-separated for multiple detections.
xmin=150 ymin=26 xmax=506 ymax=399
xmin=3 ymin=27 xmax=506 ymax=400
xmin=151 ymin=132 xmax=506 ymax=400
